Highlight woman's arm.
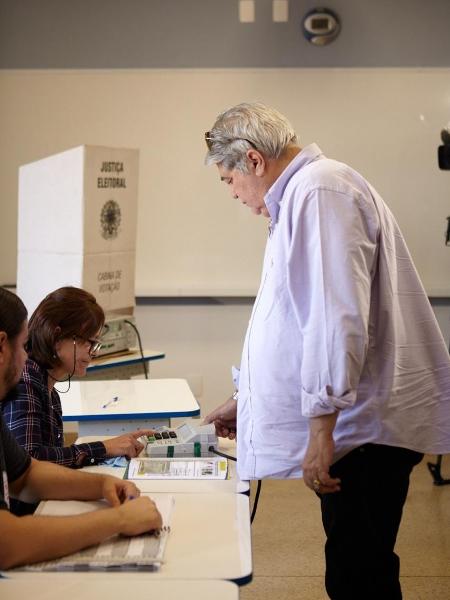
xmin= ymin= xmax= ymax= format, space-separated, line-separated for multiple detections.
xmin=3 ymin=369 xmax=106 ymax=466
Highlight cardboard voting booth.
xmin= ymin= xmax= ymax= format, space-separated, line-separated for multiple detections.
xmin=17 ymin=145 xmax=139 ymax=315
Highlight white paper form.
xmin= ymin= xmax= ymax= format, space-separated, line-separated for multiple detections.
xmin=128 ymin=457 xmax=228 ymax=480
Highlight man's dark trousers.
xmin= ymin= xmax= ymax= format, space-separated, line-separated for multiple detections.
xmin=320 ymin=444 xmax=423 ymax=600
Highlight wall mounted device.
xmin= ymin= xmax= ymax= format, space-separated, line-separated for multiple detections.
xmin=143 ymin=423 xmax=218 ymax=458
xmin=437 ymin=128 xmax=450 ymax=246
xmin=302 ymin=7 xmax=340 ymax=46
xmin=98 ymin=315 xmax=137 ymax=356
xmin=438 ymin=127 xmax=450 ymax=170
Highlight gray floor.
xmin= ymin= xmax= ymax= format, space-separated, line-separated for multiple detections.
xmin=242 ymin=456 xmax=450 ymax=600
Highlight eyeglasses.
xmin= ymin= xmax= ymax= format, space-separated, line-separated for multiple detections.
xmin=74 ymin=336 xmax=102 ymax=355
xmin=87 ymin=338 xmax=102 ymax=355
xmin=204 ymin=131 xmax=257 ymax=151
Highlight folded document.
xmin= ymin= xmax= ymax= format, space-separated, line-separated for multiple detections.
xmin=19 ymin=495 xmax=173 ymax=572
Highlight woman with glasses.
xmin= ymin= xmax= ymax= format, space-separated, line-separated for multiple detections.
xmin=0 ymin=287 xmax=161 ymax=568
xmin=2 ymin=287 xmax=150 ymax=513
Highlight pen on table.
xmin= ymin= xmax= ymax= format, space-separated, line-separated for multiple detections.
xmin=102 ymin=396 xmax=119 ymax=409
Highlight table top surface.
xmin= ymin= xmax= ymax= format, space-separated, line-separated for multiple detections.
xmin=87 ymin=348 xmax=165 ymax=371
xmin=62 ymin=379 xmax=200 ymax=421
xmin=0 ymin=578 xmax=239 ymax=599
xmin=6 ymin=492 xmax=252 ymax=585
xmin=142 ymin=492 xmax=252 ymax=583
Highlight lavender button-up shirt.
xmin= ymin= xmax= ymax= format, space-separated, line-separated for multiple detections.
xmin=236 ymin=144 xmax=450 ymax=480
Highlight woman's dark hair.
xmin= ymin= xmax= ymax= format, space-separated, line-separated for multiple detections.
xmin=0 ymin=288 xmax=28 ymax=340
xmin=28 ymin=287 xmax=105 ymax=368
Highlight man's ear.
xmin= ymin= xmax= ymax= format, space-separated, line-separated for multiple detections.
xmin=0 ymin=331 xmax=8 ymax=365
xmin=247 ymin=149 xmax=266 ymax=176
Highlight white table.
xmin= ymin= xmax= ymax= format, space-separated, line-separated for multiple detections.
xmin=77 ymin=435 xmax=249 ymax=494
xmin=62 ymin=379 xmax=200 ymax=436
xmin=0 ymin=578 xmax=239 ymax=599
xmin=147 ymin=492 xmax=252 ymax=584
xmin=6 ymin=492 xmax=252 ymax=585
xmin=85 ymin=348 xmax=165 ymax=380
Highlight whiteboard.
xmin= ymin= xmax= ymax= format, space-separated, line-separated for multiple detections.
xmin=0 ymin=68 xmax=449 ymax=296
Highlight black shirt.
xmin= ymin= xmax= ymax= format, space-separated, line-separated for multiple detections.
xmin=0 ymin=412 xmax=31 ymax=510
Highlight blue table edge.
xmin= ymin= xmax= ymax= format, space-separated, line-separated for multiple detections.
xmin=87 ymin=352 xmax=166 ymax=372
xmin=63 ymin=409 xmax=201 ymax=422
xmin=232 ymin=572 xmax=253 ymax=586
xmin=0 ymin=570 xmax=253 ymax=584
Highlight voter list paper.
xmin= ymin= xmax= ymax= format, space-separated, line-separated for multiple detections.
xmin=128 ymin=456 xmax=228 ymax=480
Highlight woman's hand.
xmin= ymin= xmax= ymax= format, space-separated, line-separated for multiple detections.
xmin=103 ymin=429 xmax=155 ymax=458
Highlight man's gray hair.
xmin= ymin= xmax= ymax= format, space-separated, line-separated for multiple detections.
xmin=205 ymin=102 xmax=298 ymax=173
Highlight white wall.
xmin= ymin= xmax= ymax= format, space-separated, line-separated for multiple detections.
xmin=134 ymin=301 xmax=252 ymax=416
xmin=433 ymin=303 xmax=450 ymax=349
xmin=1 ymin=68 xmax=450 ymax=296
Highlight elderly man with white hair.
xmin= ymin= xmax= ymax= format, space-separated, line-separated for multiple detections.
xmin=204 ymin=102 xmax=450 ymax=600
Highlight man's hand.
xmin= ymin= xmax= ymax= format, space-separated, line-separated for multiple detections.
xmin=203 ymin=396 xmax=238 ymax=439
xmin=103 ymin=430 xmax=155 ymax=458
xmin=118 ymin=497 xmax=163 ymax=536
xmin=302 ymin=412 xmax=341 ymax=494
xmin=101 ymin=476 xmax=141 ymax=507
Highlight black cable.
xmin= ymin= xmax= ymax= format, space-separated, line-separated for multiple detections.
xmin=48 ymin=338 xmax=77 ymax=393
xmin=250 ymin=480 xmax=262 ymax=524
xmin=209 ymin=447 xmax=237 ymax=462
xmin=124 ymin=319 xmax=148 ymax=379
xmin=209 ymin=446 xmax=261 ymax=523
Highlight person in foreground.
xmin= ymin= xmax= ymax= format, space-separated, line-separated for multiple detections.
xmin=203 ymin=102 xmax=450 ymax=600
xmin=2 ymin=287 xmax=150 ymax=470
xmin=0 ymin=287 xmax=161 ymax=570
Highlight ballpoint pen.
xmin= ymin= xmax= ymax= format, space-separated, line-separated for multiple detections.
xmin=102 ymin=396 xmax=119 ymax=409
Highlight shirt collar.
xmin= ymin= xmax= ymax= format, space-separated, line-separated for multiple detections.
xmin=264 ymin=143 xmax=324 ymax=224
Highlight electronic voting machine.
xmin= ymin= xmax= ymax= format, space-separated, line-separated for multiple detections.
xmin=143 ymin=422 xmax=218 ymax=457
